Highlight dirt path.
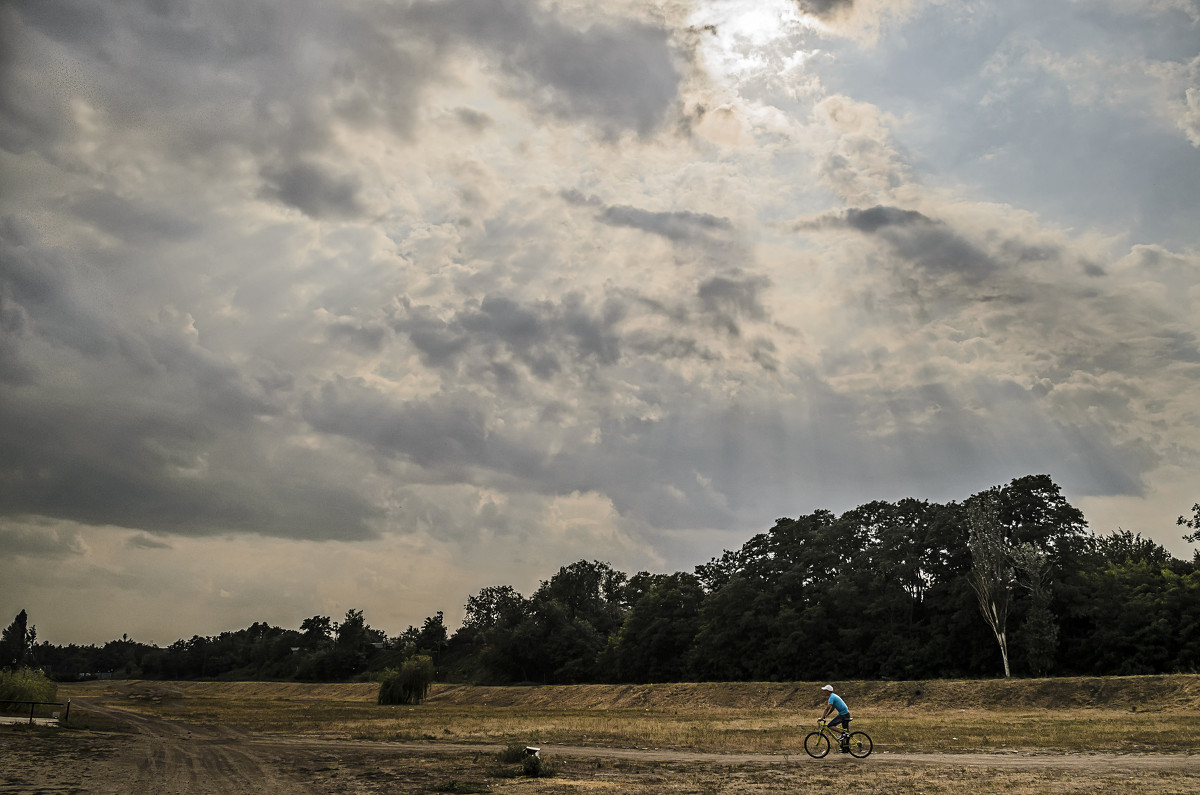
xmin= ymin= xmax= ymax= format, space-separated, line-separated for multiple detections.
xmin=41 ymin=698 xmax=310 ymax=794
xmin=346 ymin=740 xmax=1197 ymax=769
xmin=3 ymin=698 xmax=1197 ymax=794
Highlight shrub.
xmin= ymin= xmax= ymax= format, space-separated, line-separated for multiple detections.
xmin=377 ymin=655 xmax=435 ymax=705
xmin=494 ymin=744 xmax=556 ymax=778
xmin=376 ymin=667 xmax=399 ymax=703
xmin=522 ymin=754 xmax=546 ymax=777
xmin=495 ymin=743 xmax=527 ymax=764
xmin=0 ymin=667 xmax=57 ymax=703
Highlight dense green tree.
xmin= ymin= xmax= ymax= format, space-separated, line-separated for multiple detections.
xmin=606 ymin=572 xmax=704 ymax=682
xmin=689 ymin=574 xmax=777 ymax=681
xmin=464 ymin=560 xmax=633 ymax=683
xmin=1096 ymin=530 xmax=1177 ymax=569
xmin=300 ymin=616 xmax=333 ymax=650
xmin=1061 ymin=531 xmax=1200 ymax=675
xmin=1078 ymin=560 xmax=1177 ymax=674
xmin=417 ymin=612 xmax=448 ymax=659
xmin=1 ymin=610 xmax=34 ymax=670
xmin=1010 ymin=543 xmax=1058 ymax=676
xmin=335 ymin=609 xmax=385 ymax=653
xmin=463 ymin=586 xmax=527 ymax=630
xmin=534 ymin=560 xmax=628 ymax=637
xmin=995 ymin=474 xmax=1088 ymax=553
xmin=1179 ymin=502 xmax=1200 ymax=543
xmin=456 ymin=586 xmax=536 ymax=683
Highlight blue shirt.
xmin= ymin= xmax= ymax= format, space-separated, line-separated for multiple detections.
xmin=828 ymin=693 xmax=849 ymax=715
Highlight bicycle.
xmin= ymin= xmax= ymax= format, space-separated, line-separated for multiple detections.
xmin=804 ymin=718 xmax=872 ymax=758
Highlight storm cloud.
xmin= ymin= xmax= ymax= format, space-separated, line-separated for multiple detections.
xmin=400 ymin=0 xmax=682 ymax=134
xmin=795 ymin=0 xmax=855 ymax=19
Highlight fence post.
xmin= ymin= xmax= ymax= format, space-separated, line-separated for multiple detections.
xmin=29 ymin=701 xmax=35 ymax=725
xmin=65 ymin=699 xmax=71 ymax=724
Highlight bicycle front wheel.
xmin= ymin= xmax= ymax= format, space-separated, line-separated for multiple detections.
xmin=804 ymin=731 xmax=830 ymax=758
xmin=846 ymin=731 xmax=872 ymax=758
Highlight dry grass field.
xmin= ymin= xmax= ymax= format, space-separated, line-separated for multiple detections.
xmin=63 ymin=675 xmax=1200 ymax=753
xmin=2 ymin=675 xmax=1198 ymax=793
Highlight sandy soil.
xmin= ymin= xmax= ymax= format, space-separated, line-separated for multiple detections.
xmin=2 ymin=697 xmax=1198 ymax=794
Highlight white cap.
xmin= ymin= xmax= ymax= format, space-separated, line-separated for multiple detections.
xmin=821 ymin=685 xmax=834 ymax=691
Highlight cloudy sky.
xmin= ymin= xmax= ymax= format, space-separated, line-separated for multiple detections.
xmin=2 ymin=0 xmax=1198 ymax=646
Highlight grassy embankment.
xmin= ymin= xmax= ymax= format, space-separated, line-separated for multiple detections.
xmin=61 ymin=674 xmax=1200 ymax=755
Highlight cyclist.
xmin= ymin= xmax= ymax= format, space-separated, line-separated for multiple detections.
xmin=820 ymin=685 xmax=852 ymax=752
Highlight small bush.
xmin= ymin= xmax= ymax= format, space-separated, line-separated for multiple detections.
xmin=377 ymin=668 xmax=402 ymax=704
xmin=0 ymin=668 xmax=57 ymax=704
xmin=524 ymin=753 xmax=558 ymax=778
xmin=494 ymin=744 xmax=556 ymax=778
xmin=522 ymin=754 xmax=545 ymax=777
xmin=495 ymin=743 xmax=527 ymax=764
xmin=377 ymin=655 xmax=435 ymax=705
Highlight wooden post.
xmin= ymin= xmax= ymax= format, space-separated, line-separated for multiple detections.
xmin=64 ymin=699 xmax=70 ymax=724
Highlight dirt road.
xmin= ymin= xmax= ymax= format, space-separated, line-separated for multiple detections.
xmin=2 ymin=698 xmax=1197 ymax=794
xmin=2 ymin=698 xmax=308 ymax=794
xmin=371 ymin=740 xmax=1200 ymax=771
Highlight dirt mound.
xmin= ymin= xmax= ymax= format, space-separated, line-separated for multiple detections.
xmin=155 ymin=681 xmax=380 ymax=701
xmin=424 ymin=675 xmax=1200 ymax=712
xmin=81 ymin=674 xmax=1200 ymax=712
xmin=120 ymin=682 xmax=186 ymax=703
xmin=843 ymin=675 xmax=1200 ymax=711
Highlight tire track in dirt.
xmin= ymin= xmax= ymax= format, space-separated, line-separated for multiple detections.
xmin=71 ymin=697 xmax=309 ymax=794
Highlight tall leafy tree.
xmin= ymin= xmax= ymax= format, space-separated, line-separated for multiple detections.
xmin=995 ymin=474 xmax=1088 ymax=553
xmin=607 ymin=572 xmax=704 ymax=682
xmin=534 ymin=560 xmax=628 ymax=637
xmin=1063 ymin=531 xmax=1200 ymax=675
xmin=688 ymin=574 xmax=776 ymax=681
xmin=1010 ymin=542 xmax=1058 ymax=676
xmin=463 ymin=586 xmax=527 ymax=630
xmin=1 ymin=610 xmax=34 ymax=670
xmin=1180 ymin=503 xmax=1200 ymax=543
xmin=334 ymin=609 xmax=385 ymax=658
xmin=458 ymin=586 xmax=532 ymax=683
xmin=299 ymin=616 xmax=333 ymax=650
xmin=417 ymin=612 xmax=448 ymax=661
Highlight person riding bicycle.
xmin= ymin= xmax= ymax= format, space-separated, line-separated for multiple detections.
xmin=820 ymin=685 xmax=852 ymax=752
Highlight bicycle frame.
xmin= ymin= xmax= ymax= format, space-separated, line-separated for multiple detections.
xmin=817 ymin=719 xmax=849 ymax=739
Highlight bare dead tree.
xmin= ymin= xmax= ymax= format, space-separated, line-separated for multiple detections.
xmin=967 ymin=493 xmax=1013 ymax=678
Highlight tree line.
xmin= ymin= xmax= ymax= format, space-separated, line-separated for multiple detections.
xmin=9 ymin=475 xmax=1200 ymax=684
xmin=16 ymin=610 xmax=450 ymax=683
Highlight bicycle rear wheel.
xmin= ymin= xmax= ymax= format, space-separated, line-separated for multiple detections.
xmin=804 ymin=731 xmax=830 ymax=758
xmin=846 ymin=731 xmax=872 ymax=758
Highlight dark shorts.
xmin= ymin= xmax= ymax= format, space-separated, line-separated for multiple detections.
xmin=829 ymin=712 xmax=850 ymax=730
